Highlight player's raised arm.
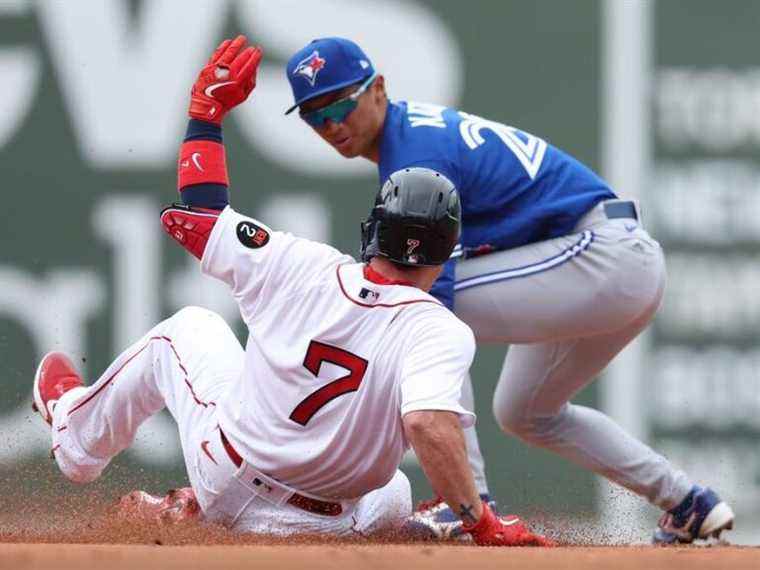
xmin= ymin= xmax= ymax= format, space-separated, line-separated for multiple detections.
xmin=161 ymin=35 xmax=262 ymax=260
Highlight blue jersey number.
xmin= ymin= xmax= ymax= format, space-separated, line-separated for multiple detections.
xmin=458 ymin=112 xmax=547 ymax=179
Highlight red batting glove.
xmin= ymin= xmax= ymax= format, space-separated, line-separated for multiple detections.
xmin=189 ymin=35 xmax=263 ymax=125
xmin=463 ymin=502 xmax=555 ymax=547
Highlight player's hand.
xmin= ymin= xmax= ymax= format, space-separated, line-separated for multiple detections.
xmin=463 ymin=502 xmax=555 ymax=547
xmin=116 ymin=487 xmax=200 ymax=524
xmin=189 ymin=35 xmax=263 ymax=125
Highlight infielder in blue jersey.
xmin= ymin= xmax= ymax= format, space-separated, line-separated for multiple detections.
xmin=285 ymin=37 xmax=734 ymax=544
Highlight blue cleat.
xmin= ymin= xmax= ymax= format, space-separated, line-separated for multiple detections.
xmin=403 ymin=494 xmax=499 ymax=541
xmin=653 ymin=486 xmax=735 ymax=545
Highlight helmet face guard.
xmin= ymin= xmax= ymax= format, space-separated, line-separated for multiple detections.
xmin=360 ymin=168 xmax=461 ymax=267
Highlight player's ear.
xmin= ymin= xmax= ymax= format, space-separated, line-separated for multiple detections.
xmin=371 ymin=75 xmax=387 ymax=102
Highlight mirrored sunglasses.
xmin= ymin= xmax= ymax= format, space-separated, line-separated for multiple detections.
xmin=300 ymin=73 xmax=377 ymax=128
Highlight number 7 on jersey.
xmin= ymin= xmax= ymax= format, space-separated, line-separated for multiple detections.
xmin=289 ymin=340 xmax=368 ymax=426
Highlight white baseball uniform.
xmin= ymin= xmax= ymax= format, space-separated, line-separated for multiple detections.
xmin=49 ymin=206 xmax=476 ymax=535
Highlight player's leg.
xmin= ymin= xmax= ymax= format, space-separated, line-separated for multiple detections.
xmin=492 ymin=311 xmax=693 ymax=510
xmin=492 ymin=318 xmax=734 ymax=542
xmin=51 ymin=306 xmax=243 ymax=501
xmin=351 ymin=470 xmax=413 ymax=536
xmin=461 ymin=216 xmax=734 ymax=540
xmin=228 ymin=471 xmax=412 ymax=537
xmin=459 ymin=371 xmax=489 ymax=497
xmin=458 ymin=216 xmax=692 ymax=504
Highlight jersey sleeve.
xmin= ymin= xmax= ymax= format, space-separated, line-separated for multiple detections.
xmin=399 ymin=313 xmax=476 ymax=427
xmin=201 ymin=206 xmax=348 ymax=324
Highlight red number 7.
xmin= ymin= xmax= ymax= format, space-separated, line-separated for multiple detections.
xmin=289 ymin=340 xmax=368 ymax=426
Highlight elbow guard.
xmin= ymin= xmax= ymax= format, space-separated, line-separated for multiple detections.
xmin=160 ymin=203 xmax=221 ymax=260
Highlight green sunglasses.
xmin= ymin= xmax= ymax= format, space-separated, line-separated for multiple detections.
xmin=300 ymin=73 xmax=377 ymax=127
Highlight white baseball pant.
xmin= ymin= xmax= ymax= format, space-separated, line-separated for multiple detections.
xmin=50 ymin=306 xmax=411 ymax=535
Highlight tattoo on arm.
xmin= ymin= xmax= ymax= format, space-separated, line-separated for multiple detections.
xmin=459 ymin=503 xmax=478 ymax=525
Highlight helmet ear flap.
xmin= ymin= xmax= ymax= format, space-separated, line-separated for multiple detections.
xmin=360 ymin=206 xmax=382 ymax=262
xmin=359 ymin=218 xmax=374 ymax=262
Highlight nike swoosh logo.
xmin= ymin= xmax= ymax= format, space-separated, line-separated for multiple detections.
xmin=191 ymin=152 xmax=203 ymax=172
xmin=200 ymin=440 xmax=217 ymax=465
xmin=501 ymin=517 xmax=521 ymax=526
xmin=204 ymin=81 xmax=235 ymax=98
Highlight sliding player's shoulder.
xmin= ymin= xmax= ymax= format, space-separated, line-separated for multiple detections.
xmin=410 ymin=306 xmax=475 ymax=351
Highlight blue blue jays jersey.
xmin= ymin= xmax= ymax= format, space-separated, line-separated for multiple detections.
xmin=377 ymin=101 xmax=616 ymax=309
xmin=379 ymin=101 xmax=615 ymax=253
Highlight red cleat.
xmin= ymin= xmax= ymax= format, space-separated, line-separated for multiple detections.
xmin=32 ymin=351 xmax=84 ymax=425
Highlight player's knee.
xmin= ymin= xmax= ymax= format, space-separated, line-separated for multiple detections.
xmin=385 ymin=470 xmax=413 ymax=520
xmin=171 ymin=305 xmax=219 ymax=323
xmin=495 ymin=405 xmax=532 ymax=440
xmin=165 ymin=306 xmax=226 ymax=333
xmin=353 ymin=471 xmax=412 ymax=536
xmin=494 ymin=402 xmax=564 ymax=447
xmin=493 ymin=397 xmax=530 ymax=438
xmin=54 ymin=449 xmax=105 ymax=485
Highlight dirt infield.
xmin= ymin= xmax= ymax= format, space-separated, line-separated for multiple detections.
xmin=1 ymin=493 xmax=757 ymax=570
xmin=1 ymin=517 xmax=757 ymax=570
xmin=1 ymin=543 xmax=757 ymax=570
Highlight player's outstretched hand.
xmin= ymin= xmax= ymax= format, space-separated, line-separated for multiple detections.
xmin=116 ymin=487 xmax=200 ymax=524
xmin=189 ymin=34 xmax=263 ymax=125
xmin=463 ymin=502 xmax=555 ymax=547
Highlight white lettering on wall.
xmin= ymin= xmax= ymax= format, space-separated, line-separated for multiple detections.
xmin=35 ymin=0 xmax=224 ymax=167
xmin=93 ymin=196 xmax=160 ymax=349
xmin=656 ymin=68 xmax=760 ymax=151
xmin=0 ymin=0 xmax=462 ymax=173
xmin=0 ymin=48 xmax=40 ymax=148
xmin=0 ymin=196 xmax=183 ymax=467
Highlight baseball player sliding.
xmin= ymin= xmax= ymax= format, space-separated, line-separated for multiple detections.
xmin=31 ymin=36 xmax=550 ymax=545
xmin=284 ymin=37 xmax=735 ymax=544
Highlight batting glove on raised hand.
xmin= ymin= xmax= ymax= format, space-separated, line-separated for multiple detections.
xmin=189 ymin=34 xmax=263 ymax=125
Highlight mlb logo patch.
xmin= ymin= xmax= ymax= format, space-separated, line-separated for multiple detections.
xmin=293 ymin=50 xmax=326 ymax=86
xmin=359 ymin=288 xmax=380 ymax=302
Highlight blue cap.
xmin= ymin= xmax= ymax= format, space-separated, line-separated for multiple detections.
xmin=285 ymin=37 xmax=375 ymax=115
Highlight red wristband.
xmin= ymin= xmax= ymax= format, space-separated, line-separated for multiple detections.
xmin=177 ymin=140 xmax=229 ymax=190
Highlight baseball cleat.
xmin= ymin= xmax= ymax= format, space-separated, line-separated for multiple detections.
xmin=32 ymin=351 xmax=84 ymax=425
xmin=116 ymin=487 xmax=200 ymax=524
xmin=403 ymin=494 xmax=499 ymax=541
xmin=653 ymin=485 xmax=735 ymax=545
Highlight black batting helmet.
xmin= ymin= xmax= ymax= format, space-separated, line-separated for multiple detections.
xmin=360 ymin=167 xmax=461 ymax=266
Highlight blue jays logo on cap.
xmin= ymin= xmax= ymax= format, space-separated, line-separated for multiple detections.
xmin=285 ymin=37 xmax=376 ymax=115
xmin=293 ymin=50 xmax=326 ymax=87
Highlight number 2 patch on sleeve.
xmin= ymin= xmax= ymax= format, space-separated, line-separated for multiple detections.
xmin=236 ymin=221 xmax=270 ymax=249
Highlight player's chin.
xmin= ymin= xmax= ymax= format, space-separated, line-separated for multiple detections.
xmin=332 ymin=138 xmax=362 ymax=158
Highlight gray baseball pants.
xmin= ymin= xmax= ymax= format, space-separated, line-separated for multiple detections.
xmin=455 ymin=200 xmax=692 ymax=510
